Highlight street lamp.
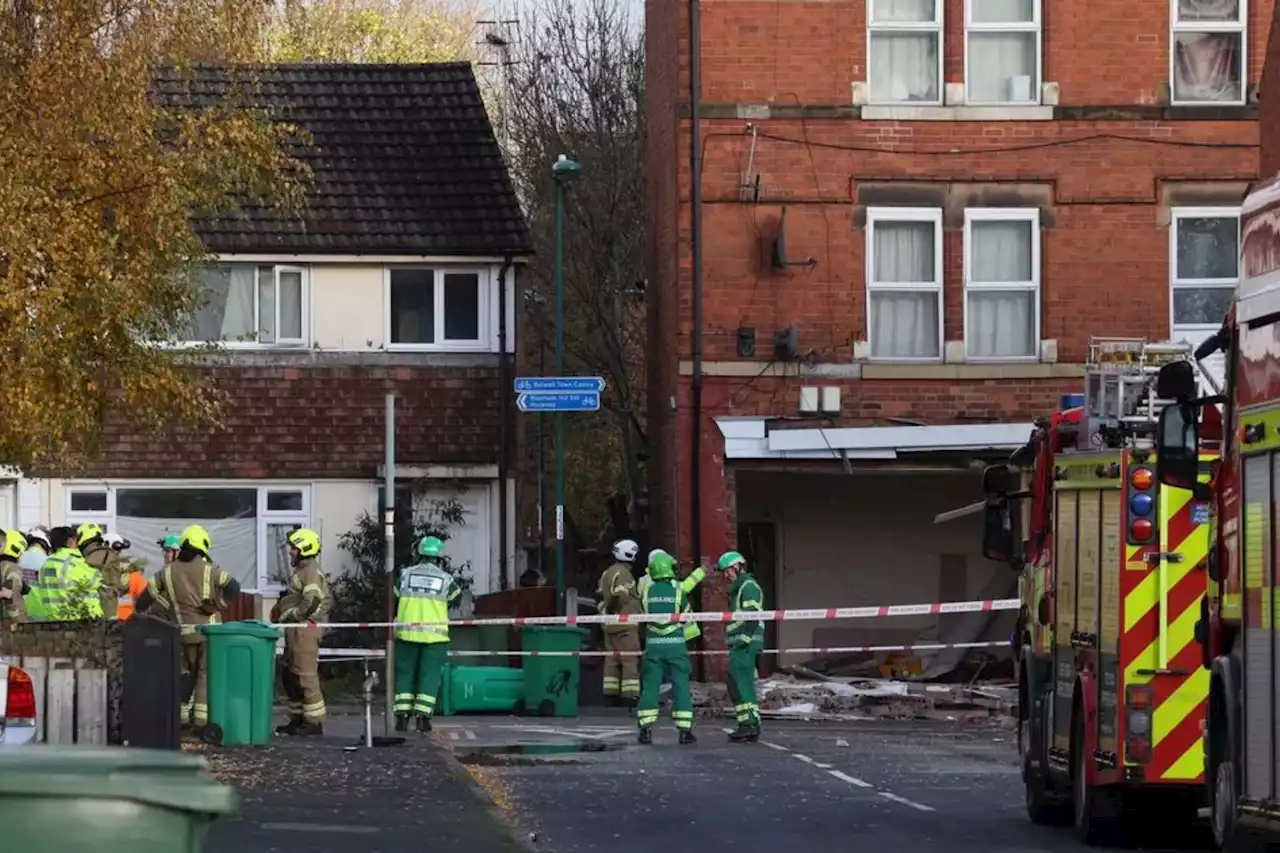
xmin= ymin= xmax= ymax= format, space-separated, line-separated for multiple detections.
xmin=552 ymin=153 xmax=581 ymax=615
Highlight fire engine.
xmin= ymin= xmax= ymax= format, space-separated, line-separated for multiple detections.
xmin=978 ymin=337 xmax=1220 ymax=845
xmin=1153 ymin=172 xmax=1280 ymax=850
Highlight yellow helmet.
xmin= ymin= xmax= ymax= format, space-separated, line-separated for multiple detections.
xmin=180 ymin=524 xmax=212 ymax=555
xmin=287 ymin=528 xmax=321 ymax=559
xmin=76 ymin=522 xmax=104 ymax=544
xmin=1 ymin=530 xmax=27 ymax=561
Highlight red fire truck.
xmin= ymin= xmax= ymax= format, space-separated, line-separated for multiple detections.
xmin=977 ymin=338 xmax=1221 ymax=845
xmin=1154 ymin=172 xmax=1280 ymax=849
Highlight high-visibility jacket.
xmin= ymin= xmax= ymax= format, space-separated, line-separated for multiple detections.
xmin=678 ymin=567 xmax=706 ymax=642
xmin=394 ymin=561 xmax=461 ymax=644
xmin=640 ymin=578 xmax=687 ymax=647
xmin=727 ymin=571 xmax=765 ymax=651
xmin=19 ymin=547 xmax=49 ymax=619
xmin=37 ymin=548 xmax=104 ymax=621
xmin=596 ymin=561 xmax=639 ymax=635
xmin=116 ymin=571 xmax=149 ymax=620
xmin=147 ymin=557 xmax=235 ymax=643
xmin=276 ymin=559 xmax=332 ymax=623
xmin=0 ymin=559 xmax=27 ymax=623
xmin=83 ymin=542 xmax=126 ymax=619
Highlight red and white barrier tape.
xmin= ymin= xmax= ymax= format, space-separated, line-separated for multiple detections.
xmin=303 ymin=640 xmax=1009 ymax=660
xmin=275 ymin=597 xmax=1020 ymax=631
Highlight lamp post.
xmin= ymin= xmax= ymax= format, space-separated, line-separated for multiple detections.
xmin=551 ymin=153 xmax=581 ymax=615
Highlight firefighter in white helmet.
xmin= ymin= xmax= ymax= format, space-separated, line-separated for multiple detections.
xmin=597 ymin=539 xmax=642 ymax=706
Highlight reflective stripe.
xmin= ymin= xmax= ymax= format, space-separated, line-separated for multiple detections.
xmin=642 ymin=582 xmax=684 ymax=636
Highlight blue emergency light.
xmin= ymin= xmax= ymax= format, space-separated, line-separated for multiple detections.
xmin=1060 ymin=394 xmax=1085 ymax=409
xmin=1129 ymin=493 xmax=1154 ymax=517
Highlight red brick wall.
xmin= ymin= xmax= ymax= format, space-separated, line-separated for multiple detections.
xmin=58 ymin=363 xmax=509 ymax=479
xmin=1263 ymin=0 xmax=1280 ymax=176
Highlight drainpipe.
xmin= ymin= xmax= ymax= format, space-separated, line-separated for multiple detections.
xmin=689 ymin=0 xmax=706 ymax=672
xmin=498 ymin=255 xmax=514 ymax=590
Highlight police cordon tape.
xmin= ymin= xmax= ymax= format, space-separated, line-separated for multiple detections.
xmin=271 ymin=596 xmax=1021 ymax=631
xmin=305 ymin=640 xmax=1010 ymax=660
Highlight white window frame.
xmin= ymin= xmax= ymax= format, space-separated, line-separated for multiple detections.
xmin=1169 ymin=0 xmax=1248 ymax=107
xmin=63 ymin=482 xmax=313 ymax=593
xmin=964 ymin=0 xmax=1042 ymax=105
xmin=866 ymin=0 xmax=944 ymax=107
xmin=384 ymin=265 xmax=492 ymax=352
xmin=1169 ymin=206 xmax=1241 ymax=335
xmin=865 ymin=207 xmax=944 ymax=362
xmin=180 ymin=263 xmax=310 ymax=349
xmin=963 ymin=208 xmax=1042 ymax=362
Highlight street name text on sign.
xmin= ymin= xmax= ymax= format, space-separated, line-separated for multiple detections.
xmin=517 ymin=392 xmax=601 ymax=412
xmin=514 ymin=376 xmax=605 ymax=394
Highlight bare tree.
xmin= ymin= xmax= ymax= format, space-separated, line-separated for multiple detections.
xmin=500 ymin=0 xmax=645 ymax=542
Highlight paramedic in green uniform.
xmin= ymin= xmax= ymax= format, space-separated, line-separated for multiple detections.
xmin=393 ymin=535 xmax=461 ymax=733
xmin=635 ymin=551 xmax=696 ymax=745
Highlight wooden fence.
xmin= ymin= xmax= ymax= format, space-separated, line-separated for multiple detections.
xmin=11 ymin=654 xmax=109 ymax=745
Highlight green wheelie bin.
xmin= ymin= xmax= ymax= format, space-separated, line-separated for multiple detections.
xmin=0 ymin=746 xmax=237 ymax=853
xmin=200 ymin=619 xmax=282 ymax=746
xmin=518 ymin=626 xmax=588 ymax=717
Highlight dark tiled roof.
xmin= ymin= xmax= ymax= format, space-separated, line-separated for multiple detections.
xmin=152 ymin=63 xmax=531 ymax=256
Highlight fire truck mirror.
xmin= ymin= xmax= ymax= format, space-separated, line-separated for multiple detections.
xmin=982 ymin=500 xmax=1015 ymax=564
xmin=1036 ymin=594 xmax=1051 ymax=626
xmin=982 ymin=463 xmax=1019 ymax=496
xmin=1155 ymin=403 xmax=1200 ymax=490
xmin=1155 ymin=360 xmax=1197 ymax=401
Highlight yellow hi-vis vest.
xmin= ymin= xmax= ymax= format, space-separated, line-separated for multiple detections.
xmin=394 ymin=562 xmax=461 ymax=644
xmin=39 ymin=548 xmax=104 ymax=621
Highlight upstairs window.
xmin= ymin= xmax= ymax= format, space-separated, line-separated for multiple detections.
xmin=1171 ymin=208 xmax=1239 ymax=329
xmin=187 ymin=264 xmax=307 ymax=346
xmin=867 ymin=0 xmax=943 ymax=105
xmin=965 ymin=0 xmax=1041 ymax=104
xmin=964 ymin=209 xmax=1041 ymax=360
xmin=866 ymin=207 xmax=944 ymax=360
xmin=387 ymin=267 xmax=488 ymax=350
xmin=1171 ymin=0 xmax=1246 ymax=105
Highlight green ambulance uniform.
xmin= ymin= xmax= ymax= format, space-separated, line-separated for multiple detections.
xmin=394 ymin=536 xmax=461 ymax=732
xmin=636 ymin=552 xmax=695 ymax=744
xmin=721 ymin=550 xmax=765 ymax=739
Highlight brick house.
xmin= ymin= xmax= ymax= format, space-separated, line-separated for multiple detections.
xmin=8 ymin=63 xmax=531 ymax=603
xmin=645 ymin=0 xmax=1266 ymax=669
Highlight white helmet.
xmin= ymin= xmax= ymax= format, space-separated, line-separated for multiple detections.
xmin=612 ymin=538 xmax=638 ymax=562
xmin=25 ymin=526 xmax=50 ymax=550
xmin=103 ymin=532 xmax=129 ymax=551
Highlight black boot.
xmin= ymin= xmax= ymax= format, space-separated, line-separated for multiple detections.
xmin=394 ymin=713 xmax=409 ymax=733
xmin=637 ymin=727 xmax=653 ymax=745
xmin=728 ymin=725 xmax=753 ymax=742
xmin=621 ymin=695 xmax=639 ymax=709
xmin=275 ymin=715 xmax=304 ymax=736
xmin=416 ymin=714 xmax=433 ymax=733
xmin=745 ymin=724 xmax=761 ymax=743
xmin=679 ymin=729 xmax=697 ymax=745
xmin=295 ymin=720 xmax=323 ymax=737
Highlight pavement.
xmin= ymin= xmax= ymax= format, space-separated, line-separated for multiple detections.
xmin=194 ymin=708 xmax=1214 ymax=853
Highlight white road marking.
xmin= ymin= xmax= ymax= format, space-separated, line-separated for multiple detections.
xmin=448 ymin=731 xmax=460 ymax=741
xmin=793 ymin=753 xmax=833 ymax=769
xmin=827 ymin=770 xmax=873 ymax=788
xmin=763 ymin=741 xmax=790 ymax=752
xmin=465 ymin=729 xmax=477 ymax=740
xmin=877 ymin=791 xmax=935 ymax=812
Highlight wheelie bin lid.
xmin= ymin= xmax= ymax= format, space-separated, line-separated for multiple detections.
xmin=0 ymin=746 xmax=238 ymax=814
xmin=199 ymin=619 xmax=282 ymax=640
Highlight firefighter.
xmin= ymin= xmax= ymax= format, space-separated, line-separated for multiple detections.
xmin=271 ymin=528 xmax=331 ymax=736
xmin=0 ymin=530 xmax=29 ymax=623
xmin=636 ymin=551 xmax=696 ymax=746
xmin=597 ymin=538 xmax=642 ymax=706
xmin=717 ymin=550 xmax=764 ymax=742
xmin=18 ymin=527 xmax=49 ymax=618
xmin=135 ymin=524 xmax=240 ymax=730
xmin=159 ymin=534 xmax=181 ymax=567
xmin=78 ymin=523 xmax=127 ymax=619
xmin=393 ymin=535 xmax=462 ymax=734
xmin=36 ymin=526 xmax=103 ymax=621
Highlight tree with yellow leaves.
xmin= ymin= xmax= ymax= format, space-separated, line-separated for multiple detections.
xmin=0 ymin=0 xmax=307 ymax=470
xmin=263 ymin=0 xmax=478 ymax=63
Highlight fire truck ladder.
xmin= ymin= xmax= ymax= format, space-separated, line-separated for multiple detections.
xmin=1080 ymin=337 xmax=1196 ymax=450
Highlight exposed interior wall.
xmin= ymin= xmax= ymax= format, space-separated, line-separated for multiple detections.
xmin=735 ymin=468 xmax=1017 ymax=667
xmin=310 ymin=264 xmax=385 ymax=350
xmin=311 ymin=480 xmax=378 ymax=576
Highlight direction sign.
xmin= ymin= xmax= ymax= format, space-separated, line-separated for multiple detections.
xmin=514 ymin=376 xmax=605 ymax=394
xmin=517 ymin=392 xmax=601 ymax=413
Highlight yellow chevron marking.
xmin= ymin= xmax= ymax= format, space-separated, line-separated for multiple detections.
xmin=1153 ymin=667 xmax=1209 ymax=748
xmin=1160 ymin=720 xmax=1208 ymax=781
xmin=1123 ymin=484 xmax=1208 ymax=635
xmin=1124 ymin=600 xmax=1199 ymax=686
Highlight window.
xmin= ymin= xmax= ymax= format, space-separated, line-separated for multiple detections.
xmin=187 ymin=264 xmax=307 ymax=346
xmin=964 ymin=209 xmax=1041 ymax=360
xmin=867 ymin=0 xmax=942 ymax=105
xmin=64 ymin=484 xmax=311 ymax=592
xmin=866 ymin=207 xmax=943 ymax=360
xmin=68 ymin=490 xmax=108 ymax=514
xmin=1171 ymin=0 xmax=1246 ymax=105
xmin=966 ymin=0 xmax=1041 ymax=104
xmin=1171 ymin=208 xmax=1239 ymax=328
xmin=387 ymin=267 xmax=488 ymax=349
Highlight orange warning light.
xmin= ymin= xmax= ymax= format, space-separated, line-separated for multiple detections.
xmin=1130 ymin=468 xmax=1154 ymax=491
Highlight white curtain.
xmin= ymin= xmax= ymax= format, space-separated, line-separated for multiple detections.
xmin=971 ymin=0 xmax=1034 ymax=23
xmin=257 ymin=266 xmax=275 ymax=343
xmin=1173 ymin=33 xmax=1241 ymax=101
xmin=1178 ymin=0 xmax=1240 ymax=21
xmin=871 ymin=221 xmax=938 ymax=358
xmin=1177 ymin=217 xmax=1238 ymax=280
xmin=115 ymin=517 xmax=258 ymax=592
xmin=279 ymin=270 xmax=304 ymax=340
xmin=870 ymin=33 xmax=938 ymax=102
xmin=968 ymin=32 xmax=1037 ymax=102
xmin=871 ymin=0 xmax=935 ymax=22
xmin=190 ymin=265 xmax=255 ymax=341
xmin=968 ymin=220 xmax=1035 ymax=358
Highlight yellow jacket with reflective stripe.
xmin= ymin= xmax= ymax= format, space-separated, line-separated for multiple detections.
xmin=38 ymin=548 xmax=104 ymax=621
xmin=149 ymin=557 xmax=232 ymax=642
xmin=395 ymin=562 xmax=461 ymax=644
xmin=278 ymin=559 xmax=332 ymax=623
xmin=641 ymin=578 xmax=686 ymax=645
xmin=678 ymin=567 xmax=706 ymax=641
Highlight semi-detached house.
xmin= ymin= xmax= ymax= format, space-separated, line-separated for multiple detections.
xmin=7 ymin=63 xmax=531 ymax=602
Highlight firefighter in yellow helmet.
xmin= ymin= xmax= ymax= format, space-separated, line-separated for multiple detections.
xmin=270 ymin=528 xmax=332 ymax=736
xmin=0 ymin=530 xmax=29 ymax=623
xmin=77 ymin=522 xmax=127 ymax=619
xmin=136 ymin=524 xmax=240 ymax=732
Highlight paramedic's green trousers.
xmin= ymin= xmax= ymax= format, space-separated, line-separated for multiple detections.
xmin=394 ymin=638 xmax=449 ymax=717
xmin=727 ymin=644 xmax=760 ymax=726
xmin=636 ymin=635 xmax=693 ymax=731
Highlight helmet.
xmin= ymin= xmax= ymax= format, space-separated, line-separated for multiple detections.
xmin=612 ymin=538 xmax=638 ymax=562
xmin=25 ymin=526 xmax=50 ymax=550
xmin=418 ymin=536 xmax=444 ymax=558
xmin=180 ymin=524 xmax=212 ymax=555
xmin=716 ymin=550 xmax=746 ymax=572
xmin=2 ymin=530 xmax=27 ymax=561
xmin=157 ymin=534 xmax=182 ymax=550
xmin=287 ymin=528 xmax=321 ymax=559
xmin=648 ymin=552 xmax=676 ymax=580
xmin=76 ymin=522 xmax=104 ymax=545
xmin=103 ymin=532 xmax=131 ymax=552
xmin=647 ymin=548 xmax=668 ymax=565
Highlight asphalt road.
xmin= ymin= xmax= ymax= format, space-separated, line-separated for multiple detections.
xmin=434 ymin=713 xmax=1214 ymax=853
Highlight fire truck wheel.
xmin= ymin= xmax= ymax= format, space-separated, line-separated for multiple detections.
xmin=1210 ymin=749 xmax=1239 ymax=849
xmin=1073 ymin=712 xmax=1122 ymax=846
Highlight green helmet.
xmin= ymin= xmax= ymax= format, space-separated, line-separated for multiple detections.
xmin=648 ymin=552 xmax=676 ymax=580
xmin=158 ymin=534 xmax=181 ymax=550
xmin=418 ymin=536 xmax=444 ymax=558
xmin=716 ymin=550 xmax=746 ymax=571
